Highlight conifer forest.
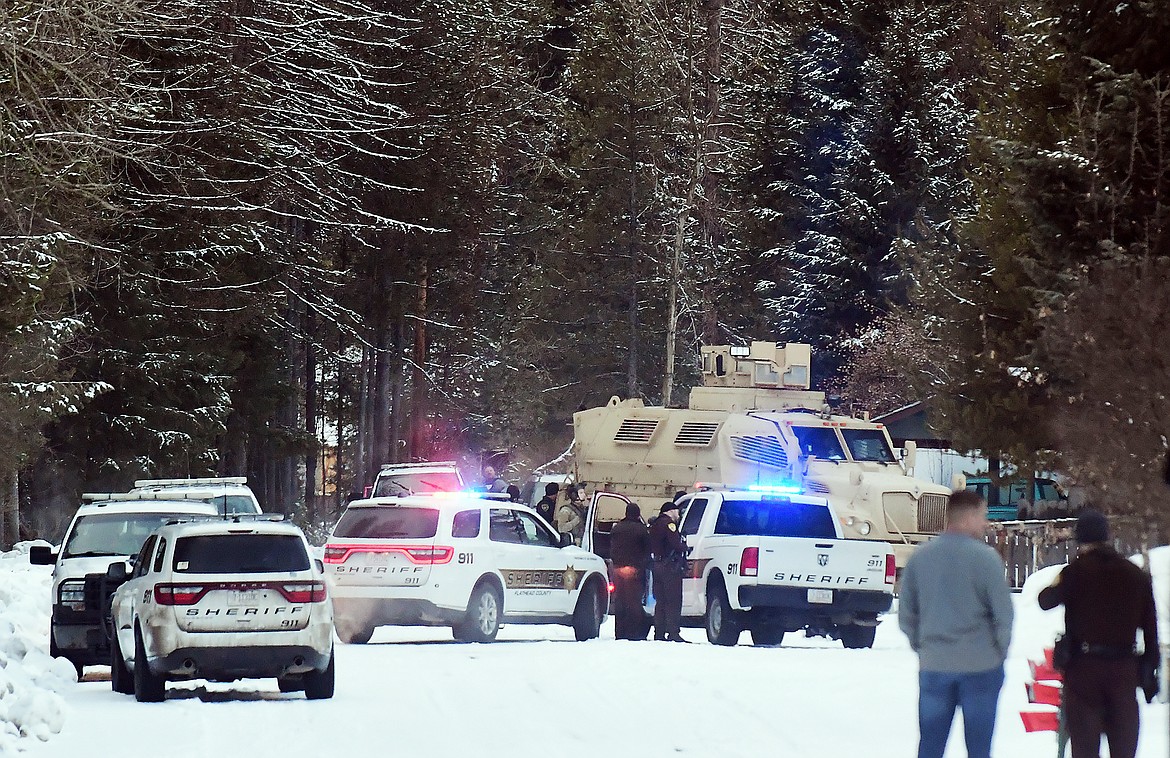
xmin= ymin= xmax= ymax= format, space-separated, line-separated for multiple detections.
xmin=2 ymin=0 xmax=1169 ymax=543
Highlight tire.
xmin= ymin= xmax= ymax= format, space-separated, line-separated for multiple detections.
xmin=336 ymin=624 xmax=374 ymax=645
xmin=277 ymin=675 xmax=305 ymax=693
xmin=572 ymin=582 xmax=603 ymax=641
xmin=132 ymin=628 xmax=166 ymax=703
xmin=304 ymin=650 xmax=335 ymax=700
xmin=840 ymin=624 xmax=877 ymax=649
xmin=750 ymin=623 xmax=786 ymax=647
xmin=110 ymin=631 xmax=134 ymax=695
xmin=49 ymin=634 xmax=85 ymax=681
xmin=705 ymin=581 xmax=741 ymax=647
xmin=459 ymin=583 xmax=502 ymax=643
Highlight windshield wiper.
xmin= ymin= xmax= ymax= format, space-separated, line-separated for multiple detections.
xmin=416 ymin=478 xmax=450 ymax=492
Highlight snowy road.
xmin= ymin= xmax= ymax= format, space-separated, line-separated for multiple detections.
xmin=25 ymin=614 xmax=1170 ymax=758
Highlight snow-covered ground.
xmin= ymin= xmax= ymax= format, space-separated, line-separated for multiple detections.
xmin=2 ymin=545 xmax=1168 ymax=758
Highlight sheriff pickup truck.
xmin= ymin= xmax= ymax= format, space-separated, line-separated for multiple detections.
xmin=676 ymin=486 xmax=896 ymax=647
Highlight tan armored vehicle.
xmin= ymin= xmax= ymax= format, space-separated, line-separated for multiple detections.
xmin=572 ymin=341 xmax=951 ymax=567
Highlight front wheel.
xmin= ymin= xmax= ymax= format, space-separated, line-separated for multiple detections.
xmin=705 ymin=582 xmax=741 ymax=647
xmin=458 ymin=584 xmax=501 ymax=642
xmin=840 ymin=624 xmax=877 ymax=649
xmin=304 ymin=651 xmax=335 ymax=700
xmin=133 ymin=628 xmax=166 ymax=703
xmin=335 ymin=624 xmax=374 ymax=645
xmin=572 ymin=583 xmax=603 ymax=641
xmin=750 ymin=623 xmax=786 ymax=647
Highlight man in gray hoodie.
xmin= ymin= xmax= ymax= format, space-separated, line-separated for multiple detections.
xmin=899 ymin=490 xmax=1014 ymax=758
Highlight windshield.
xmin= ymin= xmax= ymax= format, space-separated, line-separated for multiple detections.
xmin=373 ymin=472 xmax=462 ymax=496
xmin=209 ymin=494 xmax=260 ymax=515
xmin=332 ymin=506 xmax=440 ymax=539
xmin=714 ymin=497 xmax=837 ymax=539
xmin=63 ymin=512 xmax=202 ymax=559
xmin=789 ymin=426 xmax=846 ymax=461
xmin=840 ymin=429 xmax=896 ymax=463
xmin=173 ymin=534 xmax=309 ymax=573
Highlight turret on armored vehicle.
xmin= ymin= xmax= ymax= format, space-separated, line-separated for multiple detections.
xmin=572 ymin=341 xmax=952 ymax=567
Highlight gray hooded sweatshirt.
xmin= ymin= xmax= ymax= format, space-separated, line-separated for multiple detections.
xmin=898 ymin=533 xmax=1014 ymax=673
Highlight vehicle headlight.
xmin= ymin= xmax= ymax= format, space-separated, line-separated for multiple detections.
xmin=58 ymin=580 xmax=86 ymax=611
xmin=857 ymin=521 xmax=873 ymax=536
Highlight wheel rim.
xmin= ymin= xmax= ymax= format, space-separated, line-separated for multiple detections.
xmin=710 ymin=597 xmax=722 ymax=635
xmin=476 ymin=592 xmax=498 ymax=634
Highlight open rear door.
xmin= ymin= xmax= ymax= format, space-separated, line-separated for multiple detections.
xmin=583 ymin=492 xmax=634 ymax=559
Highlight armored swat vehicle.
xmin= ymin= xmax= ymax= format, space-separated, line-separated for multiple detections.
xmin=572 ymin=341 xmax=951 ymax=567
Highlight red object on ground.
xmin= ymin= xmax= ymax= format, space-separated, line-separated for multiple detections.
xmin=1020 ymin=710 xmax=1060 ymax=732
xmin=1030 ymin=659 xmax=1063 ymax=682
xmin=1043 ymin=647 xmax=1054 ymax=668
xmin=1025 ymin=680 xmax=1063 ymax=706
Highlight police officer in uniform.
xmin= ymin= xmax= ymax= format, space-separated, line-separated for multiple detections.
xmin=535 ymin=482 xmax=559 ymax=526
xmin=609 ymin=503 xmax=651 ymax=640
xmin=649 ymin=501 xmax=688 ymax=642
xmin=1038 ymin=510 xmax=1160 ymax=758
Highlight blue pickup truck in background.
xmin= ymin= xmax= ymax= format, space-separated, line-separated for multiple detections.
xmin=965 ymin=476 xmax=1066 ymax=520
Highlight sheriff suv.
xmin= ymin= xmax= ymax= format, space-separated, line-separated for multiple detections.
xmin=324 ymin=493 xmax=609 ymax=644
xmin=107 ymin=516 xmax=334 ymax=702
xmin=29 ymin=492 xmax=220 ymax=677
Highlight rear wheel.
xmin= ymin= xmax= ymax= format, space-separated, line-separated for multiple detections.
xmin=132 ymin=628 xmax=166 ymax=703
xmin=840 ymin=624 xmax=877 ymax=649
xmin=750 ymin=623 xmax=786 ymax=647
xmin=304 ymin=650 xmax=335 ymax=700
xmin=110 ymin=631 xmax=134 ymax=695
xmin=459 ymin=583 xmax=501 ymax=642
xmin=572 ymin=582 xmax=603 ymax=641
xmin=705 ymin=581 xmax=741 ymax=647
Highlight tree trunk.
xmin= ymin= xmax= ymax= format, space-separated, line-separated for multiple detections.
xmin=409 ymin=261 xmax=430 ymax=461
xmin=304 ymin=307 xmax=318 ymax=512
xmin=389 ymin=292 xmax=406 ymax=465
xmin=357 ymin=345 xmax=372 ymax=491
xmin=0 ymin=470 xmax=18 ymax=549
xmin=626 ymin=62 xmax=640 ymax=399
xmin=372 ymin=257 xmax=391 ymax=472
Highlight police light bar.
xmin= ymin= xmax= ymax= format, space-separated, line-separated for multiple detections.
xmin=133 ymin=476 xmax=247 ymax=488
xmin=747 ymin=483 xmax=803 ymax=495
xmin=82 ymin=490 xmax=220 ymax=503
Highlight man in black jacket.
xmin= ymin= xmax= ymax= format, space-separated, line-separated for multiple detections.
xmin=1038 ymin=510 xmax=1160 ymax=758
xmin=535 ymin=483 xmax=559 ymax=526
xmin=649 ymin=501 xmax=688 ymax=642
xmin=609 ymin=503 xmax=651 ymax=640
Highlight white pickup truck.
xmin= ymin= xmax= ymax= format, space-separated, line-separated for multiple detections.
xmin=582 ymin=486 xmax=895 ymax=647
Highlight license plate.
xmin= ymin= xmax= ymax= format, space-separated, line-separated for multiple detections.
xmin=807 ymin=588 xmax=833 ymax=605
xmin=228 ymin=590 xmax=261 ymax=606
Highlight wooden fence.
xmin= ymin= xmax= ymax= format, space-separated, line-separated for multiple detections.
xmin=985 ymin=517 xmax=1153 ymax=588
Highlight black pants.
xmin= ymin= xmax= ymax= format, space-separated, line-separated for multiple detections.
xmin=1065 ymin=656 xmax=1141 ymax=758
xmin=652 ymin=563 xmax=683 ymax=639
xmin=611 ymin=565 xmax=646 ymax=640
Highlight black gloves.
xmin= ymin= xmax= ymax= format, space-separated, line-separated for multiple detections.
xmin=1140 ymin=653 xmax=1160 ymax=704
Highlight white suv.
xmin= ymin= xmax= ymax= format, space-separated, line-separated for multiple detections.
xmin=131 ymin=476 xmax=262 ymax=515
xmin=368 ymin=461 xmax=464 ymax=497
xmin=29 ymin=493 xmax=220 ymax=677
xmin=107 ymin=517 xmax=334 ymax=702
xmin=324 ymin=494 xmax=609 ymax=643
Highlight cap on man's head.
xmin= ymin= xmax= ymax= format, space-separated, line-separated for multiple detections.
xmin=660 ymin=501 xmax=678 ymax=515
xmin=544 ymin=482 xmax=560 ymax=496
xmin=625 ymin=503 xmax=642 ymax=520
xmin=673 ymin=490 xmax=687 ymax=503
xmin=1075 ymin=510 xmax=1110 ymax=544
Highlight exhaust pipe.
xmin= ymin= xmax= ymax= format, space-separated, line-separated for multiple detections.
xmin=181 ymin=658 xmax=196 ymax=671
xmin=292 ymin=656 xmax=304 ymax=667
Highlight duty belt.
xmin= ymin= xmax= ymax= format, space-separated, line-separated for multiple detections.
xmin=1078 ymin=642 xmax=1136 ymax=659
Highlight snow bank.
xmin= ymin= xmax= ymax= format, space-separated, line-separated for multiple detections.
xmin=0 ymin=543 xmax=73 ymax=753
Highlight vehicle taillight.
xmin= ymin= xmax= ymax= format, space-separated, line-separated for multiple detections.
xmin=885 ymin=554 xmax=896 ymax=585
xmin=607 ymin=582 xmax=615 ymax=594
xmin=322 ymin=545 xmax=349 ymax=564
xmin=404 ymin=546 xmax=454 ymax=564
xmin=279 ymin=581 xmax=327 ymax=603
xmin=740 ymin=547 xmax=759 ymax=577
xmin=154 ymin=584 xmax=206 ymax=605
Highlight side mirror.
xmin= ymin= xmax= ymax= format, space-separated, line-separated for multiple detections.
xmin=106 ymin=561 xmax=128 ymax=582
xmin=559 ymin=533 xmax=573 ymax=548
xmin=29 ymin=545 xmax=56 ymax=565
xmin=902 ymin=440 xmax=918 ymax=475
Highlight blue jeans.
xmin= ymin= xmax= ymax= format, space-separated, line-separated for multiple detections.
xmin=918 ymin=665 xmax=1005 ymax=758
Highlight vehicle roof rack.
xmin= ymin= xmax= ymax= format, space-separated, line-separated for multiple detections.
xmin=133 ymin=476 xmax=248 ymax=488
xmin=82 ymin=490 xmax=219 ymax=503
